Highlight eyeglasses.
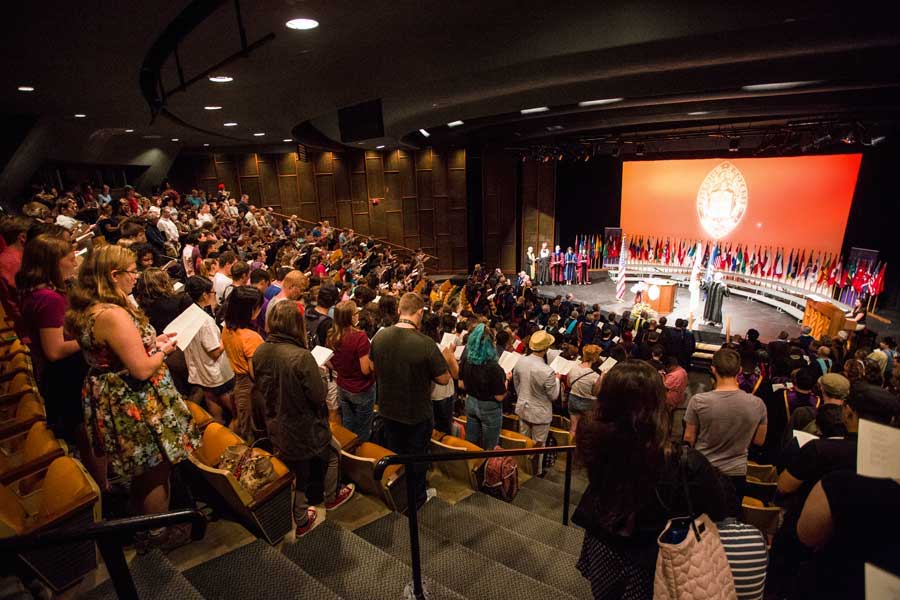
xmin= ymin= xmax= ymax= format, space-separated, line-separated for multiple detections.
xmin=115 ymin=269 xmax=140 ymax=276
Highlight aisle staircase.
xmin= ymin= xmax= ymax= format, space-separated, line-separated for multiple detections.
xmin=81 ymin=473 xmax=590 ymax=600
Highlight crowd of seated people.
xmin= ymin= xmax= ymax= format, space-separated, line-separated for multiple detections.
xmin=1 ymin=181 xmax=898 ymax=598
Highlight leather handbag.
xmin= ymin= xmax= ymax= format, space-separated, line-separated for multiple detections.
xmin=653 ymin=451 xmax=737 ymax=600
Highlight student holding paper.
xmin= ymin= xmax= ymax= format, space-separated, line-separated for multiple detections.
xmin=327 ymin=300 xmax=376 ymax=441
xmin=564 ymin=344 xmax=603 ymax=440
xmin=459 ymin=324 xmax=506 ymax=449
xmin=184 ymin=277 xmax=235 ymax=426
xmin=513 ymin=330 xmax=560 ymax=466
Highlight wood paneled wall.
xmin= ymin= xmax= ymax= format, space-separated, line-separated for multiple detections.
xmin=481 ymin=150 xmax=519 ymax=273
xmin=521 ymin=160 xmax=557 ymax=264
xmin=169 ymin=148 xmax=467 ymax=271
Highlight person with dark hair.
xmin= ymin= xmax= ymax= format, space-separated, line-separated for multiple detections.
xmin=0 ymin=216 xmax=32 ymax=287
xmin=684 ymin=348 xmax=767 ymax=505
xmin=573 ymin=360 xmax=728 ymax=598
xmin=328 ymin=300 xmax=376 ymax=440
xmin=420 ymin=311 xmax=458 ymax=435
xmin=181 ymin=231 xmax=201 ymax=277
xmin=183 ymin=276 xmax=235 ymax=426
xmin=133 ymin=267 xmax=191 ymax=334
xmin=786 ymin=367 xmax=820 ymax=413
xmin=222 ymin=286 xmax=264 ymax=440
xmin=459 ymin=323 xmax=506 ymax=449
xmin=134 ymin=243 xmax=158 ymax=272
xmin=253 ymin=300 xmax=356 ymax=537
xmin=308 ymin=284 xmax=339 ymax=421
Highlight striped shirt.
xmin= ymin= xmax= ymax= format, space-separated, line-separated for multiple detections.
xmin=717 ymin=518 xmax=767 ymax=600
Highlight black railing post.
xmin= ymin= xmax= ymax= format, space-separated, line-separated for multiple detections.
xmin=97 ymin=535 xmax=138 ymax=600
xmin=562 ymin=448 xmax=573 ymax=526
xmin=406 ymin=476 xmax=427 ymax=600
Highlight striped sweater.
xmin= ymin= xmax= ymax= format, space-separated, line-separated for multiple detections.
xmin=717 ymin=518 xmax=768 ymax=600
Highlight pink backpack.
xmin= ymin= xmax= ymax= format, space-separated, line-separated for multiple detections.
xmin=482 ymin=446 xmax=519 ymax=501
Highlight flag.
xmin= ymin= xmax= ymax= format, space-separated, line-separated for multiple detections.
xmin=828 ymin=257 xmax=841 ymax=287
xmin=616 ymin=236 xmax=628 ymax=300
xmin=872 ymin=263 xmax=887 ymax=296
xmin=852 ymin=260 xmax=868 ymax=294
xmin=691 ymin=242 xmax=704 ymax=282
xmin=705 ymin=243 xmax=719 ymax=282
xmin=775 ymin=249 xmax=784 ymax=278
xmin=818 ymin=254 xmax=831 ymax=286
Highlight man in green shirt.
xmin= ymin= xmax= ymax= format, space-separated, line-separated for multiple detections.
xmin=371 ymin=292 xmax=452 ymax=508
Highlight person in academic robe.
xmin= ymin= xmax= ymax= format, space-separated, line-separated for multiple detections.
xmin=701 ymin=273 xmax=729 ymax=326
xmin=537 ymin=242 xmax=551 ymax=285
xmin=551 ymin=245 xmax=563 ymax=285
xmin=526 ymin=246 xmax=536 ymax=281
xmin=564 ymin=246 xmax=576 ymax=285
xmin=578 ymin=250 xmax=589 ymax=284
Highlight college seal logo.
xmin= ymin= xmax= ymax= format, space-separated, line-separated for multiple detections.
xmin=696 ymin=161 xmax=748 ymax=239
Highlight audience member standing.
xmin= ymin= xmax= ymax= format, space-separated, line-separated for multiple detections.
xmin=327 ymin=300 xmax=376 ymax=441
xmin=513 ymin=331 xmax=560 ymax=464
xmin=221 ymin=286 xmax=264 ymax=440
xmin=564 ymin=344 xmax=602 ymax=440
xmin=458 ymin=324 xmax=507 ymax=450
xmin=370 ymin=293 xmax=451 ymax=507
xmin=684 ymin=348 xmax=767 ymax=504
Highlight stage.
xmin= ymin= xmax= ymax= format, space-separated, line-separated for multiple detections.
xmin=535 ymin=279 xmax=802 ymax=342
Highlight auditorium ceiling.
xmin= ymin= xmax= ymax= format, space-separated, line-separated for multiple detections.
xmin=2 ymin=0 xmax=899 ymax=155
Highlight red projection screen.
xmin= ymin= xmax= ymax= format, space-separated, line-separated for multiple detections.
xmin=620 ymin=154 xmax=862 ymax=254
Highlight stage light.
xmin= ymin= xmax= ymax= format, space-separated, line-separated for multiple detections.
xmin=125 ymin=129 xmax=134 ymax=133
xmin=521 ymin=106 xmax=549 ymax=114
xmin=741 ymin=81 xmax=821 ymax=92
xmin=209 ymin=75 xmax=233 ymax=83
xmin=283 ymin=138 xmax=292 ymax=142
xmin=253 ymin=132 xmax=266 ymax=136
xmin=635 ymin=143 xmax=645 ymax=156
xmin=171 ymin=138 xmax=179 ymax=142
xmin=578 ymin=98 xmax=623 ymax=107
xmin=729 ymin=138 xmax=740 ymax=152
xmin=688 ymin=111 xmax=710 ymax=116
xmin=419 ymin=128 xmax=430 ymax=137
xmin=74 ymin=113 xmax=86 ymax=118
xmin=17 ymin=86 xmax=34 ymax=92
xmin=447 ymin=120 xmax=464 ymax=127
xmin=286 ymin=18 xmax=319 ymax=30
xmin=223 ymin=122 xmax=238 ymax=127
xmin=204 ymin=106 xmax=222 ymax=110
xmin=558 ymin=154 xmax=564 ymax=161
xmin=376 ymin=145 xmax=385 ymax=149
xmin=203 ymin=143 xmax=210 ymax=147
xmin=584 ymin=153 xmax=591 ymax=162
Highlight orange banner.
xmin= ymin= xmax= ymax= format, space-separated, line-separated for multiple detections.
xmin=621 ymin=154 xmax=862 ymax=254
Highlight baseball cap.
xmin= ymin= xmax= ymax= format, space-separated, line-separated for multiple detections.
xmin=818 ymin=373 xmax=850 ymax=399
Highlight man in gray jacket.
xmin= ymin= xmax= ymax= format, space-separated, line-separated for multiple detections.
xmin=513 ymin=330 xmax=561 ymax=466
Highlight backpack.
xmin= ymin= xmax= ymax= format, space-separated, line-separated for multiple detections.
xmin=482 ymin=446 xmax=519 ymax=501
xmin=305 ymin=311 xmax=333 ymax=350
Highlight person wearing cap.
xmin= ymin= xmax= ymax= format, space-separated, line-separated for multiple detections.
xmin=813 ymin=373 xmax=850 ymax=438
xmin=513 ymin=330 xmax=560 ymax=465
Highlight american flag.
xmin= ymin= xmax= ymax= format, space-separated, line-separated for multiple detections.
xmin=616 ymin=235 xmax=628 ymax=300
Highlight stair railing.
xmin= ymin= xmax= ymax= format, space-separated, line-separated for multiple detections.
xmin=374 ymin=445 xmax=577 ymax=600
xmin=0 ymin=509 xmax=207 ymax=600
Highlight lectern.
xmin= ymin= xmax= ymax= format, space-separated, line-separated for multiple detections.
xmin=803 ymin=298 xmax=853 ymax=339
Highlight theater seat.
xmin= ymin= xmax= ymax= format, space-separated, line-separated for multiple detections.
xmin=330 ymin=422 xmax=360 ymax=451
xmin=341 ymin=442 xmax=406 ymax=512
xmin=0 ymin=421 xmax=66 ymax=491
xmin=0 ymin=370 xmax=33 ymax=397
xmin=0 ymin=392 xmax=45 ymax=438
xmin=747 ymin=462 xmax=777 ymax=483
xmin=430 ymin=435 xmax=484 ymax=490
xmin=744 ymin=476 xmax=777 ymax=504
xmin=501 ymin=413 xmax=519 ymax=431
xmin=499 ymin=428 xmax=537 ymax=475
xmin=741 ymin=500 xmax=781 ymax=547
xmin=189 ymin=423 xmax=294 ymax=544
xmin=0 ymin=457 xmax=100 ymax=591
xmin=0 ymin=338 xmax=28 ymax=359
xmin=185 ymin=400 xmax=215 ymax=432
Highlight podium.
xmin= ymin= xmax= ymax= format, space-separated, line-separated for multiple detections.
xmin=646 ymin=279 xmax=676 ymax=315
xmin=803 ymin=298 xmax=853 ymax=339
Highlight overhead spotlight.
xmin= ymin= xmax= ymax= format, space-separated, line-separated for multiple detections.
xmin=171 ymin=138 xmax=179 ymax=142
xmin=376 ymin=145 xmax=385 ymax=149
xmin=419 ymin=128 xmax=430 ymax=137
xmin=17 ymin=86 xmax=34 ymax=92
xmin=286 ymin=18 xmax=319 ymax=30
xmin=74 ymin=113 xmax=86 ymax=118
xmin=583 ymin=153 xmax=591 ymax=162
xmin=521 ymin=106 xmax=549 ymax=114
xmin=209 ymin=75 xmax=233 ymax=83
xmin=741 ymin=81 xmax=821 ymax=92
xmin=577 ymin=98 xmax=624 ymax=107
xmin=558 ymin=153 xmax=564 ymax=161
xmin=125 ymin=129 xmax=134 ymax=133
xmin=203 ymin=143 xmax=210 ymax=147
xmin=635 ymin=143 xmax=645 ymax=156
xmin=729 ymin=137 xmax=740 ymax=152
xmin=204 ymin=106 xmax=222 ymax=110
xmin=282 ymin=138 xmax=293 ymax=142
xmin=253 ymin=132 xmax=266 ymax=137
xmin=447 ymin=120 xmax=464 ymax=127
xmin=688 ymin=111 xmax=710 ymax=116
xmin=223 ymin=122 xmax=238 ymax=127
xmin=542 ymin=155 xmax=551 ymax=163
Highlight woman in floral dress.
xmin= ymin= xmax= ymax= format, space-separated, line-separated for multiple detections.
xmin=66 ymin=245 xmax=200 ymax=528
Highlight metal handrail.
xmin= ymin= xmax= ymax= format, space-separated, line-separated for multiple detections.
xmin=374 ymin=444 xmax=577 ymax=600
xmin=1 ymin=509 xmax=207 ymax=600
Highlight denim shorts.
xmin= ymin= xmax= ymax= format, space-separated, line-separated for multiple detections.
xmin=568 ymin=394 xmax=594 ymax=415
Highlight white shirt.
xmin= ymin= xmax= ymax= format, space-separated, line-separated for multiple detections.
xmin=184 ymin=311 xmax=234 ymax=387
xmin=182 ymin=244 xmax=196 ymax=277
xmin=244 ymin=212 xmax=259 ymax=228
xmin=98 ymin=193 xmax=112 ymax=205
xmin=227 ymin=205 xmax=239 ymax=217
xmin=197 ymin=212 xmax=215 ymax=226
xmin=212 ymin=272 xmax=233 ymax=304
xmin=55 ymin=214 xmax=78 ymax=230
xmin=431 ymin=342 xmax=455 ymax=401
xmin=157 ymin=217 xmax=179 ymax=243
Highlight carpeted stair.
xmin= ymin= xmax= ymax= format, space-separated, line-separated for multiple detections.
xmin=81 ymin=549 xmax=204 ymax=600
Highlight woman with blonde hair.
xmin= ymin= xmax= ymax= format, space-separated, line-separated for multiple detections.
xmin=564 ymin=344 xmax=604 ymax=439
xmin=327 ymin=300 xmax=375 ymax=440
xmin=66 ymin=245 xmax=199 ymax=549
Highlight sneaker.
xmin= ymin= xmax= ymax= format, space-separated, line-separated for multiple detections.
xmin=324 ymin=484 xmax=356 ymax=510
xmin=295 ymin=507 xmax=322 ymax=538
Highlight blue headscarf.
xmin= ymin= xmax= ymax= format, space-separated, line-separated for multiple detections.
xmin=466 ymin=323 xmax=498 ymax=365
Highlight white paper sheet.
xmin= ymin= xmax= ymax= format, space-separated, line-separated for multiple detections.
xmin=311 ymin=345 xmax=334 ymax=367
xmin=793 ymin=430 xmax=819 ymax=448
xmin=612 ymin=336 xmax=620 ymax=343
xmin=598 ymin=357 xmax=618 ymax=373
xmin=373 ymin=296 xmax=381 ymax=303
xmin=857 ymin=418 xmax=900 ymax=479
xmin=865 ymin=563 xmax=900 ymax=600
xmin=546 ymin=348 xmax=561 ymax=364
xmin=454 ymin=345 xmax=465 ymax=359
xmin=549 ymin=356 xmax=576 ymax=376
xmin=163 ymin=303 xmax=209 ymax=351
xmin=499 ymin=351 xmax=521 ymax=373
xmin=173 ymin=282 xmax=185 ymax=293
xmin=439 ymin=333 xmax=456 ymax=350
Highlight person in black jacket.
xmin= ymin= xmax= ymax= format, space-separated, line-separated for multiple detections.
xmin=253 ymin=301 xmax=355 ymax=537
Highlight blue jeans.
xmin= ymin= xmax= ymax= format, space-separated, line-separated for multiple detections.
xmin=465 ymin=396 xmax=502 ymax=450
xmin=338 ymin=384 xmax=376 ymax=442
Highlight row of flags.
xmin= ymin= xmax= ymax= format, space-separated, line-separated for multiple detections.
xmin=586 ymin=233 xmax=887 ymax=297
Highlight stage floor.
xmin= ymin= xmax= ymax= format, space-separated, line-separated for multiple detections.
xmin=536 ymin=279 xmax=802 ymax=342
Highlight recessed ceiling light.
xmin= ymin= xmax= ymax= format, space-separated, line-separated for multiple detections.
xmin=286 ymin=18 xmax=319 ymax=30
xmin=171 ymin=138 xmax=179 ymax=142
xmin=376 ymin=145 xmax=385 ymax=149
xmin=253 ymin=132 xmax=266 ymax=137
xmin=74 ymin=113 xmax=86 ymax=118
xmin=17 ymin=86 xmax=34 ymax=92
xmin=125 ymin=129 xmax=134 ymax=133
xmin=687 ymin=111 xmax=710 ymax=116
xmin=741 ymin=81 xmax=821 ymax=92
xmin=203 ymin=143 xmax=210 ymax=147
xmin=419 ymin=129 xmax=430 ymax=137
xmin=204 ymin=106 xmax=222 ymax=110
xmin=282 ymin=138 xmax=292 ymax=142
xmin=209 ymin=75 xmax=233 ymax=83
xmin=520 ymin=106 xmax=549 ymax=114
xmin=447 ymin=120 xmax=464 ymax=128
xmin=223 ymin=122 xmax=238 ymax=127
xmin=577 ymin=98 xmax=624 ymax=107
